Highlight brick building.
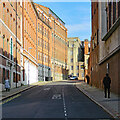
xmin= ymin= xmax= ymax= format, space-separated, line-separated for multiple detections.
xmin=84 ymin=39 xmax=90 ymax=83
xmin=0 ymin=1 xmax=68 ymax=90
xmin=89 ymin=1 xmax=120 ymax=95
xmin=21 ymin=1 xmax=38 ymax=85
xmin=0 ymin=1 xmax=22 ymax=90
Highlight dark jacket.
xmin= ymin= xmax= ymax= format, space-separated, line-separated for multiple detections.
xmin=103 ymin=76 xmax=111 ymax=88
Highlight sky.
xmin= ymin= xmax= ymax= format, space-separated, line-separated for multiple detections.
xmin=35 ymin=2 xmax=91 ymax=41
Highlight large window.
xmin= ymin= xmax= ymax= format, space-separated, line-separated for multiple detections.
xmin=113 ymin=2 xmax=116 ymax=24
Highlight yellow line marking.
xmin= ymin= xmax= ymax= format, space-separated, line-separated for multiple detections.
xmin=0 ymin=94 xmax=21 ymax=105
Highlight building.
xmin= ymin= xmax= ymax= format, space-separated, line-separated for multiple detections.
xmin=21 ymin=1 xmax=39 ymax=85
xmin=88 ymin=1 xmax=99 ymax=87
xmin=34 ymin=4 xmax=68 ymax=81
xmin=0 ymin=1 xmax=22 ymax=90
xmin=90 ymin=1 xmax=120 ymax=95
xmin=0 ymin=0 xmax=68 ymax=90
xmin=67 ymin=37 xmax=84 ymax=80
xmin=34 ymin=3 xmax=52 ymax=81
xmin=49 ymin=9 xmax=68 ymax=80
xmin=84 ymin=39 xmax=90 ymax=83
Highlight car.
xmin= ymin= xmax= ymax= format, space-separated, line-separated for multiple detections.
xmin=69 ymin=76 xmax=78 ymax=80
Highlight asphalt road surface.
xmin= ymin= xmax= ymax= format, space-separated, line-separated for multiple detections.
xmin=2 ymin=81 xmax=113 ymax=120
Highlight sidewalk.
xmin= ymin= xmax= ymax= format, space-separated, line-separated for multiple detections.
xmin=0 ymin=81 xmax=53 ymax=101
xmin=76 ymin=81 xmax=120 ymax=119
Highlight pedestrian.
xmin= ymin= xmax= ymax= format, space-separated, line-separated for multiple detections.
xmin=86 ymin=75 xmax=90 ymax=84
xmin=5 ymin=77 xmax=10 ymax=92
xmin=103 ymin=73 xmax=111 ymax=98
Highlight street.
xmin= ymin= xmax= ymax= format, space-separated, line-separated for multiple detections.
xmin=2 ymin=81 xmax=112 ymax=119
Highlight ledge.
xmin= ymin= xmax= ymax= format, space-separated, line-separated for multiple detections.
xmin=102 ymin=17 xmax=120 ymax=41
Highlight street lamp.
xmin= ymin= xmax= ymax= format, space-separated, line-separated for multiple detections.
xmin=44 ymin=54 xmax=45 ymax=82
xmin=28 ymin=47 xmax=32 ymax=86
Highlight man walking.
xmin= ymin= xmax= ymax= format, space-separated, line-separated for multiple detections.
xmin=103 ymin=73 xmax=111 ymax=98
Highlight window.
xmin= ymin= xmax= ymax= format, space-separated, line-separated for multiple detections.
xmin=77 ymin=66 xmax=79 ymax=70
xmin=3 ymin=3 xmax=5 ymax=7
xmin=38 ymin=37 xmax=40 ymax=46
xmin=71 ymin=58 xmax=73 ymax=62
xmin=113 ymin=2 xmax=116 ymax=24
xmin=38 ymin=52 xmax=40 ymax=60
xmin=2 ymin=68 xmax=5 ymax=84
xmin=42 ymin=26 xmax=44 ymax=35
xmin=71 ymin=50 xmax=73 ymax=55
xmin=72 ymin=44 xmax=74 ymax=47
xmin=45 ymin=41 xmax=46 ymax=48
xmin=45 ymin=28 xmax=46 ymax=36
xmin=81 ymin=65 xmax=84 ymax=69
xmin=82 ymin=73 xmax=84 ymax=77
xmin=77 ymin=73 xmax=79 ymax=77
xmin=109 ymin=2 xmax=112 ymax=29
xmin=71 ymin=66 xmax=73 ymax=70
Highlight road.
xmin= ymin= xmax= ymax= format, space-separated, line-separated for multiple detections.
xmin=2 ymin=81 xmax=113 ymax=119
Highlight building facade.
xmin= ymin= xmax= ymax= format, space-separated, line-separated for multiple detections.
xmin=90 ymin=1 xmax=120 ymax=95
xmin=0 ymin=1 xmax=22 ymax=90
xmin=22 ymin=1 xmax=38 ymax=85
xmin=84 ymin=39 xmax=90 ymax=82
xmin=0 ymin=1 xmax=68 ymax=90
xmin=34 ymin=3 xmax=52 ymax=81
xmin=67 ymin=37 xmax=84 ymax=80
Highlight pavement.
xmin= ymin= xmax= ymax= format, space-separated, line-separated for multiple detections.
xmin=75 ymin=81 xmax=120 ymax=119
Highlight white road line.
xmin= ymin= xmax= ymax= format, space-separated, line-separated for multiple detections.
xmin=62 ymin=88 xmax=68 ymax=120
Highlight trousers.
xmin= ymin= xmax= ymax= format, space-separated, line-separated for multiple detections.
xmin=104 ymin=87 xmax=110 ymax=98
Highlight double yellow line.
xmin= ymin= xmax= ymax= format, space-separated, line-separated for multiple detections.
xmin=0 ymin=94 xmax=21 ymax=105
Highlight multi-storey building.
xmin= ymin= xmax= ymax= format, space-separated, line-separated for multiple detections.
xmin=67 ymin=37 xmax=84 ymax=80
xmin=0 ymin=1 xmax=68 ymax=90
xmin=50 ymin=9 xmax=68 ymax=80
xmin=89 ymin=1 xmax=99 ymax=87
xmin=21 ymin=1 xmax=38 ymax=85
xmin=99 ymin=1 xmax=120 ymax=94
xmin=34 ymin=4 xmax=68 ymax=81
xmin=34 ymin=4 xmax=52 ymax=81
xmin=90 ymin=1 xmax=120 ymax=94
xmin=0 ymin=1 xmax=22 ymax=90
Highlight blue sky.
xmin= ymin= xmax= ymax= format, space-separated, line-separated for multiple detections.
xmin=35 ymin=2 xmax=91 ymax=41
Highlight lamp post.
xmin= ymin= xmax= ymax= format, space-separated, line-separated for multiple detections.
xmin=44 ymin=55 xmax=45 ymax=82
xmin=28 ymin=47 xmax=32 ymax=86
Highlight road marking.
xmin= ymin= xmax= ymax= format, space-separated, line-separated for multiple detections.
xmin=0 ymin=94 xmax=21 ymax=105
xmin=62 ymin=88 xmax=68 ymax=120
xmin=44 ymin=88 xmax=50 ymax=91
xmin=52 ymin=94 xmax=61 ymax=99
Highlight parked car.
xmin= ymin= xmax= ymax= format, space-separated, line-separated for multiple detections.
xmin=69 ymin=76 xmax=78 ymax=80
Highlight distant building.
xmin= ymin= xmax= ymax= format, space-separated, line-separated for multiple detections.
xmin=84 ymin=39 xmax=90 ymax=83
xmin=67 ymin=37 xmax=84 ymax=80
